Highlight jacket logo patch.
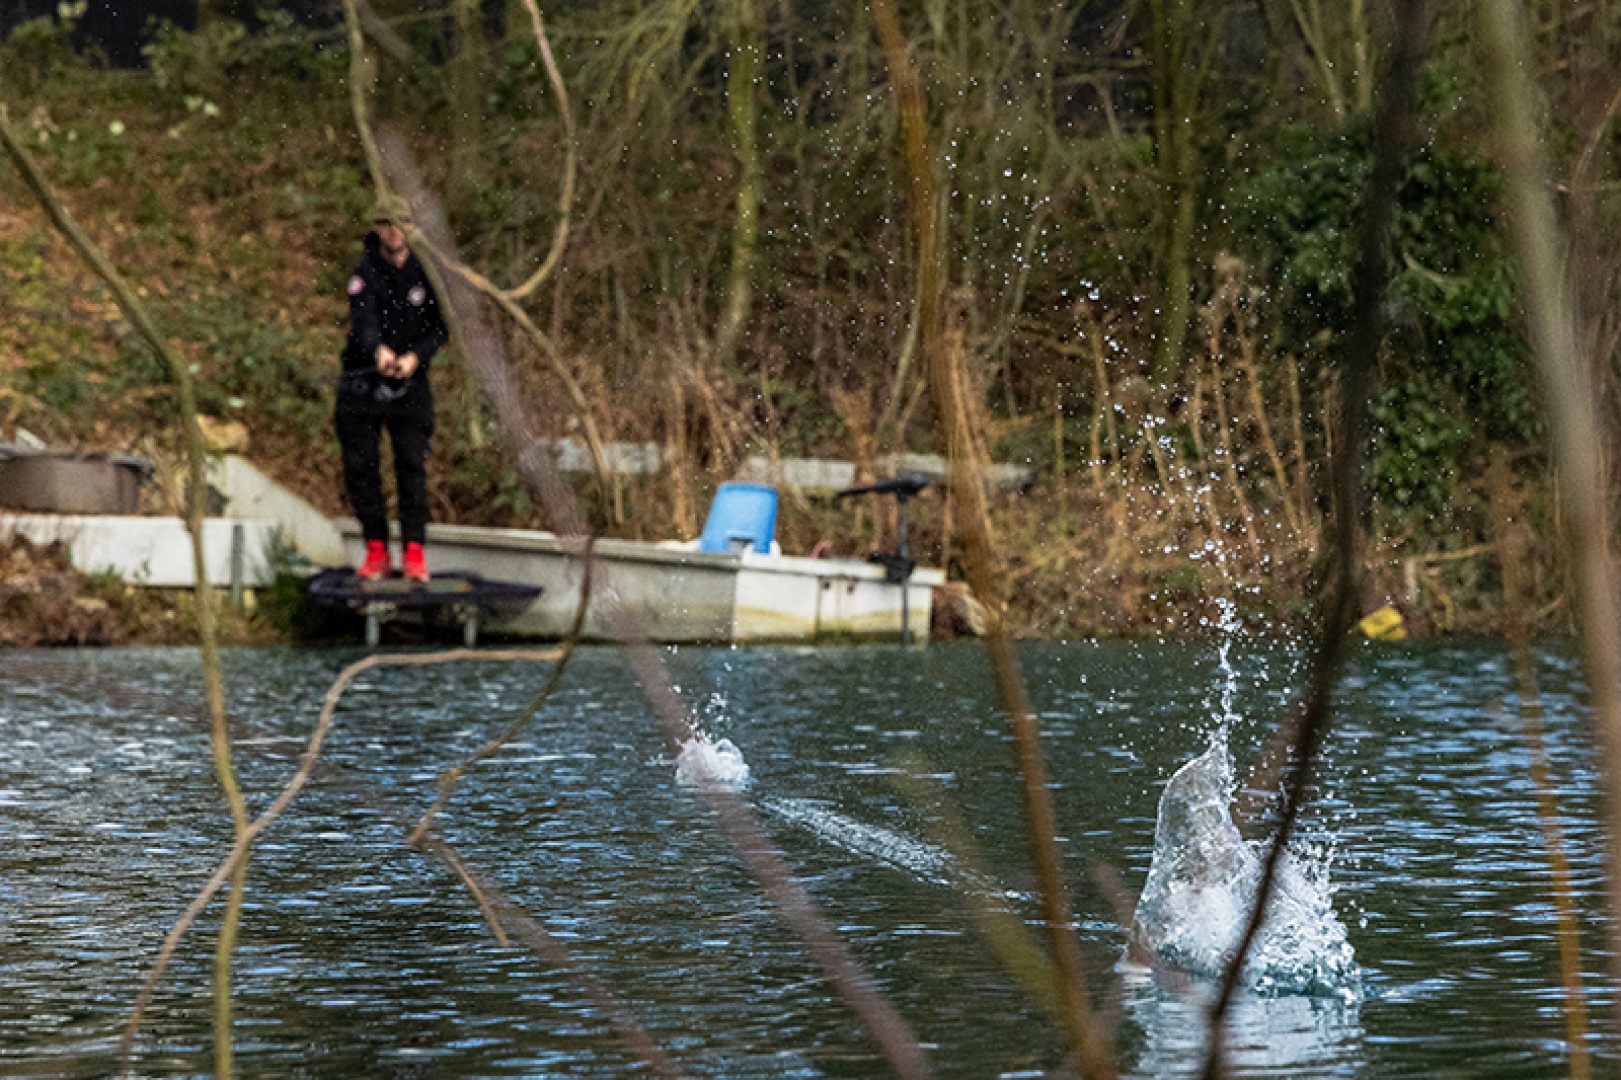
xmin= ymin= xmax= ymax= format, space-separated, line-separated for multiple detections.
xmin=347 ymin=275 xmax=366 ymax=296
xmin=408 ymin=285 xmax=427 ymax=307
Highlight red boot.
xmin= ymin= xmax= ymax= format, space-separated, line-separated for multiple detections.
xmin=357 ymin=539 xmax=392 ymax=581
xmin=402 ymin=541 xmax=430 ymax=583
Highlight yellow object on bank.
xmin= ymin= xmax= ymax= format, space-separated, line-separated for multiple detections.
xmin=1359 ymin=605 xmax=1406 ymax=641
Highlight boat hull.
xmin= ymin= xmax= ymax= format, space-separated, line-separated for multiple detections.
xmin=340 ymin=522 xmax=941 ymax=643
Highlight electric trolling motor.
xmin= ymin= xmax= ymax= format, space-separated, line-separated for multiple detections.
xmin=835 ymin=471 xmax=932 ymax=645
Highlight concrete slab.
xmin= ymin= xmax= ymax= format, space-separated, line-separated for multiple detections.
xmin=736 ymin=454 xmax=1033 ymax=494
xmin=532 ymin=438 xmax=667 ymax=476
xmin=209 ymin=455 xmax=345 ymax=565
xmin=735 ymin=457 xmax=857 ymax=492
xmin=0 ymin=514 xmax=277 ymax=587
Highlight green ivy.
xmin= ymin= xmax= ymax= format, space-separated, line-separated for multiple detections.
xmin=1236 ymin=124 xmax=1537 ymax=523
xmin=1369 ymin=373 xmax=1468 ymax=518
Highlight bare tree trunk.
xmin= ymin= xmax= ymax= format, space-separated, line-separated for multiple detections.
xmin=1148 ymin=0 xmax=1200 ymax=387
xmin=715 ymin=0 xmax=763 ymax=367
xmin=450 ymin=0 xmax=487 ymax=209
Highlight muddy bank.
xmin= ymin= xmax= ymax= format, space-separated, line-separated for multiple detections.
xmin=0 ymin=537 xmax=127 ymax=646
xmin=0 ymin=537 xmax=277 ymax=647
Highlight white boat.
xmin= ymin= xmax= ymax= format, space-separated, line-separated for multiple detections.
xmin=336 ymin=521 xmax=942 ymax=644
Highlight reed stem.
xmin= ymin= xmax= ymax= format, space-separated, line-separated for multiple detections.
xmin=1201 ymin=3 xmax=1429 ymax=1074
xmin=1481 ymin=0 xmax=1621 ymax=1039
xmin=866 ymin=1 xmax=1113 ymax=1073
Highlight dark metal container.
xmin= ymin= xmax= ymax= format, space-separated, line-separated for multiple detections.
xmin=0 ymin=452 xmax=145 ymax=514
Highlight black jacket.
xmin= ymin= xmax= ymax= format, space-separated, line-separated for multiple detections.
xmin=336 ymin=232 xmax=449 ymax=417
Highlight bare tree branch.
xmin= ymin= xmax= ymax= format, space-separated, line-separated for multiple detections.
xmin=116 ymin=647 xmax=562 ymax=1077
xmin=503 ymin=0 xmax=578 ymax=301
xmin=117 ymin=648 xmax=690 ymax=1080
xmin=0 ymin=100 xmax=254 ymax=1079
xmin=353 ymin=0 xmax=413 ymax=62
xmin=408 ymin=538 xmax=596 ymax=845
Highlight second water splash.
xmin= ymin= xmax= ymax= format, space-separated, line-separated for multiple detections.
xmin=674 ymin=733 xmax=751 ymax=792
xmin=1129 ymin=740 xmax=1256 ymax=975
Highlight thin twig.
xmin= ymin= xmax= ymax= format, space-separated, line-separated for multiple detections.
xmin=1499 ymin=526 xmax=1590 ymax=1079
xmin=405 ymin=219 xmax=615 ymax=493
xmin=1200 ymin=5 xmax=1430 ymax=1077
xmin=1238 ymin=339 xmax=1302 ymax=537
xmin=1514 ymin=691 xmax=1587 ymax=1048
xmin=1211 ymin=365 xmax=1263 ymax=562
xmin=432 ymin=838 xmax=512 ymax=946
xmin=409 ymin=830 xmax=686 ymax=1079
xmin=502 ymin=0 xmax=578 ymax=301
xmin=340 ymin=0 xmax=386 ymax=196
xmin=892 ymin=760 xmax=1060 ymax=1021
xmin=353 ymin=0 xmax=412 ymax=62
xmin=117 ymin=648 xmax=561 ymax=1077
xmin=118 ymin=651 xmax=687 ymax=1080
xmin=1568 ymin=79 xmax=1621 ymax=200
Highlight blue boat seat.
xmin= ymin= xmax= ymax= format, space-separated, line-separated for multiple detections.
xmin=698 ymin=483 xmax=779 ymax=554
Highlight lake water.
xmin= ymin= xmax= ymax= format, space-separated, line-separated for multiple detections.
xmin=0 ymin=639 xmax=1610 ymax=1077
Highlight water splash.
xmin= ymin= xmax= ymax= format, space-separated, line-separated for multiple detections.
xmin=1129 ymin=739 xmax=1358 ymax=996
xmin=1129 ymin=606 xmax=1359 ymax=997
xmin=673 ymin=733 xmax=751 ymax=792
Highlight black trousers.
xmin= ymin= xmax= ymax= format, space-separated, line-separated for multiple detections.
xmin=335 ymin=408 xmax=434 ymax=545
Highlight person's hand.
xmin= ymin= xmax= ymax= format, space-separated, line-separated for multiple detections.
xmin=374 ymin=344 xmax=397 ymax=374
xmin=392 ymin=352 xmax=420 ymax=379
